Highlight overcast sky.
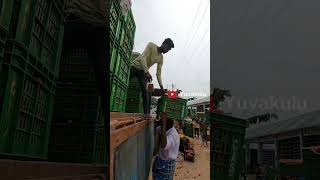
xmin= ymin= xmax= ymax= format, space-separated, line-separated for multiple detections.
xmin=131 ymin=0 xmax=210 ymax=97
xmin=212 ymin=0 xmax=320 ymax=120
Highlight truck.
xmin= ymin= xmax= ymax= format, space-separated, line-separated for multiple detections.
xmin=110 ymin=113 xmax=154 ymax=180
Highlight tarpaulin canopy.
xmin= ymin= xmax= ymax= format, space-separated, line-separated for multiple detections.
xmin=246 ymin=110 xmax=320 ymax=139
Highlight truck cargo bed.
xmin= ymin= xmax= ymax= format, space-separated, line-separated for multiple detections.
xmin=110 ymin=112 xmax=155 ymax=180
xmin=0 ymin=159 xmax=106 ymax=180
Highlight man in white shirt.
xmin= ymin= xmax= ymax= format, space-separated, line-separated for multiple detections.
xmin=152 ymin=113 xmax=180 ymax=180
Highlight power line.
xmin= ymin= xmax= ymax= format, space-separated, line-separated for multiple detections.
xmin=188 ymin=37 xmax=210 ymax=64
xmin=182 ymin=0 xmax=203 ymax=50
xmin=186 ymin=27 xmax=209 ymax=61
xmin=185 ymin=0 xmax=209 ymax=51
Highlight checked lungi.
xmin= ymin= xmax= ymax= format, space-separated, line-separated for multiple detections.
xmin=152 ymin=156 xmax=176 ymax=180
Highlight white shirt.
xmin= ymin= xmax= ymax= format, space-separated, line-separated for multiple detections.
xmin=156 ymin=127 xmax=180 ymax=161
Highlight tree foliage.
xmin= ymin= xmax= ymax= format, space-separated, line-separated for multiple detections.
xmin=212 ymin=87 xmax=232 ymax=109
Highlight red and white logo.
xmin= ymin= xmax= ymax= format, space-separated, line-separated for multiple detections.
xmin=168 ymin=91 xmax=177 ymax=98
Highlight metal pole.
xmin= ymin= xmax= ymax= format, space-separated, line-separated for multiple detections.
xmin=274 ymin=137 xmax=279 ymax=168
xmin=299 ymin=129 xmax=304 ymax=159
xmin=258 ymin=141 xmax=262 ymax=165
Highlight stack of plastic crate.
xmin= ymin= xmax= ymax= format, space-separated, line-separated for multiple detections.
xmin=49 ymin=47 xmax=106 ymax=164
xmin=110 ymin=0 xmax=136 ymax=112
xmin=125 ymin=75 xmax=144 ymax=113
xmin=0 ymin=0 xmax=16 ymax=71
xmin=0 ymin=0 xmax=64 ymax=159
xmin=210 ymin=113 xmax=248 ymax=180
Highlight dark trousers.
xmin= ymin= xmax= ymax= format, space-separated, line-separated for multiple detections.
xmin=61 ymin=20 xmax=108 ymax=166
xmin=130 ymin=67 xmax=151 ymax=114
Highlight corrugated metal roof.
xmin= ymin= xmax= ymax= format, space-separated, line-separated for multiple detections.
xmin=246 ymin=110 xmax=320 ymax=139
xmin=187 ymin=96 xmax=210 ymax=106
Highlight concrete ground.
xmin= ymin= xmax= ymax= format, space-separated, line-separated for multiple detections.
xmin=149 ymin=137 xmax=210 ymax=180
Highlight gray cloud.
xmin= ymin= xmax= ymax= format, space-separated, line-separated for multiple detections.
xmin=212 ymin=0 xmax=320 ymax=119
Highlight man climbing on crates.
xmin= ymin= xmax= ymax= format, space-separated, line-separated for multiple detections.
xmin=153 ymin=112 xmax=180 ymax=180
xmin=131 ymin=39 xmax=175 ymax=116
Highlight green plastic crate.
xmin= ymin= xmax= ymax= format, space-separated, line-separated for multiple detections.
xmin=116 ymin=51 xmax=131 ymax=84
xmin=210 ymin=113 xmax=247 ymax=180
xmin=0 ymin=41 xmax=56 ymax=159
xmin=48 ymin=122 xmax=105 ymax=164
xmin=110 ymin=38 xmax=117 ymax=72
xmin=126 ymin=89 xmax=141 ymax=98
xmin=93 ymin=127 xmax=107 ymax=164
xmin=303 ymin=148 xmax=320 ymax=160
xmin=93 ymin=106 xmax=107 ymax=165
xmin=115 ymin=15 xmax=125 ymax=41
xmin=53 ymin=82 xmax=100 ymax=122
xmin=110 ymin=0 xmax=121 ymax=38
xmin=125 ymin=97 xmax=143 ymax=113
xmin=110 ymin=76 xmax=127 ymax=112
xmin=156 ymin=97 xmax=187 ymax=120
xmin=0 ymin=0 xmax=16 ymax=34
xmin=125 ymin=73 xmax=143 ymax=113
xmin=123 ymin=10 xmax=136 ymax=42
xmin=11 ymin=0 xmax=65 ymax=76
xmin=58 ymin=48 xmax=95 ymax=81
xmin=126 ymin=76 xmax=141 ymax=98
xmin=0 ymin=0 xmax=13 ymax=72
xmin=120 ymin=29 xmax=134 ymax=59
xmin=119 ymin=10 xmax=136 ymax=58
xmin=49 ymin=98 xmax=106 ymax=164
xmin=303 ymin=148 xmax=320 ymax=178
xmin=111 ymin=0 xmax=135 ymax=41
xmin=50 ymin=80 xmax=106 ymax=164
xmin=110 ymin=43 xmax=131 ymax=85
xmin=0 ymin=40 xmax=3 ymax=71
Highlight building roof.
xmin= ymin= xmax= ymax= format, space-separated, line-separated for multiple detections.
xmin=246 ymin=110 xmax=320 ymax=140
xmin=187 ymin=96 xmax=210 ymax=106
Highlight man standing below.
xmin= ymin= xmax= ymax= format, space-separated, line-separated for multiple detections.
xmin=255 ymin=164 xmax=263 ymax=180
xmin=200 ymin=121 xmax=208 ymax=147
xmin=153 ymin=113 xmax=180 ymax=180
xmin=193 ymin=120 xmax=200 ymax=138
xmin=131 ymin=39 xmax=174 ymax=115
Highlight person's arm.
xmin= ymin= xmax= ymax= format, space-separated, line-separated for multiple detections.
xmin=156 ymin=61 xmax=163 ymax=88
xmin=139 ymin=42 xmax=153 ymax=74
xmin=153 ymin=126 xmax=161 ymax=155
xmin=160 ymin=113 xmax=167 ymax=148
xmin=163 ymin=134 xmax=175 ymax=150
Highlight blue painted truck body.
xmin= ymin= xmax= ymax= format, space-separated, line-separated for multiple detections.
xmin=114 ymin=121 xmax=154 ymax=180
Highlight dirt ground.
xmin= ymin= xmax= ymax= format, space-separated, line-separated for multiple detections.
xmin=148 ymin=137 xmax=210 ymax=180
